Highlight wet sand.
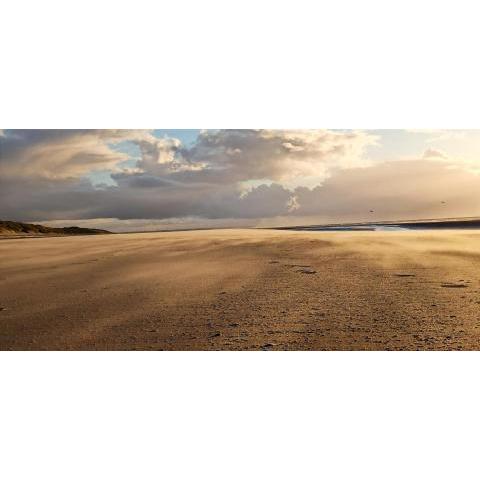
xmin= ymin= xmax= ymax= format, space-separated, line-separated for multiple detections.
xmin=1 ymin=229 xmax=480 ymax=350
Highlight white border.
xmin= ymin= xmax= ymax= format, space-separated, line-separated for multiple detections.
xmin=2 ymin=352 xmax=479 ymax=479
xmin=2 ymin=0 xmax=480 ymax=128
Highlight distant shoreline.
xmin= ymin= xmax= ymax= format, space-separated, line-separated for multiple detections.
xmin=272 ymin=217 xmax=480 ymax=231
xmin=3 ymin=216 xmax=480 ymax=238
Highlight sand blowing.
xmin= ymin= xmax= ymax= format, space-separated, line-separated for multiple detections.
xmin=1 ymin=228 xmax=480 ymax=350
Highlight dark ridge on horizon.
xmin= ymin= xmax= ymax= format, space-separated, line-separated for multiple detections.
xmin=0 ymin=220 xmax=112 ymax=237
xmin=272 ymin=216 xmax=480 ymax=231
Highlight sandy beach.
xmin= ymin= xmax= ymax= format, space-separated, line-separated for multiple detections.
xmin=1 ymin=228 xmax=480 ymax=350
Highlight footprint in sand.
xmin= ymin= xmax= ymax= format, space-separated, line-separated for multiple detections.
xmin=285 ymin=264 xmax=313 ymax=273
xmin=441 ymin=283 xmax=468 ymax=288
xmin=297 ymin=268 xmax=317 ymax=274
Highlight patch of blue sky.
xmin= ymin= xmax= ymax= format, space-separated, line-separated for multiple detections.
xmin=110 ymin=140 xmax=142 ymax=167
xmin=317 ymin=129 xmax=416 ymax=163
xmin=88 ymin=141 xmax=141 ymax=186
xmin=240 ymin=178 xmax=274 ymax=190
xmin=87 ymin=170 xmax=118 ymax=187
xmin=366 ymin=129 xmax=430 ymax=161
xmin=153 ymin=129 xmax=201 ymax=147
xmin=86 ymin=131 xmax=201 ymax=187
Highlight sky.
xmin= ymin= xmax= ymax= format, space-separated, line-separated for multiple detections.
xmin=2 ymin=129 xmax=480 ymax=232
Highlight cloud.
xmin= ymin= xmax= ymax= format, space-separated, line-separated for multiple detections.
xmin=422 ymin=148 xmax=447 ymax=160
xmin=2 ymin=129 xmax=480 ymax=229
xmin=286 ymin=195 xmax=300 ymax=213
xmin=292 ymin=159 xmax=480 ymax=221
xmin=0 ymin=129 xmax=155 ymax=180
xmin=178 ymin=129 xmax=378 ymax=184
xmin=0 ymin=129 xmax=377 ymax=184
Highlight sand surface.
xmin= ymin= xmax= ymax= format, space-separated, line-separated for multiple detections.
xmin=1 ymin=228 xmax=480 ymax=350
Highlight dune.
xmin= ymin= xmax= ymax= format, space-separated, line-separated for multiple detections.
xmin=0 ymin=220 xmax=111 ymax=237
xmin=1 ymin=228 xmax=480 ymax=350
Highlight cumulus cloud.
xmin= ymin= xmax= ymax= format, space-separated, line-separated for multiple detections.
xmin=0 ymin=129 xmax=376 ymax=181
xmin=2 ymin=129 xmax=480 ymax=228
xmin=179 ymin=129 xmax=377 ymax=184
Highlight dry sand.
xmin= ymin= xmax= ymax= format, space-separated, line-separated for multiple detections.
xmin=1 ymin=228 xmax=480 ymax=350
